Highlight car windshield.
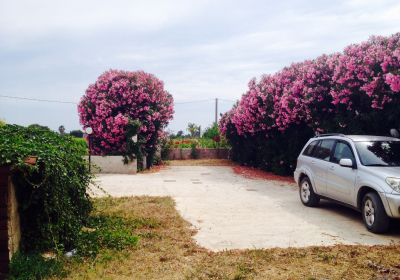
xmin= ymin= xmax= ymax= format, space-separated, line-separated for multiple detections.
xmin=355 ymin=141 xmax=400 ymax=166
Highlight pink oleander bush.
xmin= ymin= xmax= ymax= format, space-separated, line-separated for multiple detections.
xmin=220 ymin=33 xmax=400 ymax=176
xmin=78 ymin=69 xmax=174 ymax=169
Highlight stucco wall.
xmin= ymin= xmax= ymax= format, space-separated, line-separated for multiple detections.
xmin=87 ymin=156 xmax=137 ymax=174
xmin=163 ymin=148 xmax=229 ymax=160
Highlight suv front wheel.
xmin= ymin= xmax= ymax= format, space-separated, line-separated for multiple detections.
xmin=362 ymin=192 xmax=390 ymax=233
xmin=299 ymin=177 xmax=320 ymax=207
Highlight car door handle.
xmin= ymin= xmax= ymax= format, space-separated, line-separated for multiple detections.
xmin=310 ymin=160 xmax=314 ymax=164
xmin=329 ymin=165 xmax=335 ymax=170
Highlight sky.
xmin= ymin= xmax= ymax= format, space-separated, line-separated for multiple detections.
xmin=1 ymin=0 xmax=400 ymax=134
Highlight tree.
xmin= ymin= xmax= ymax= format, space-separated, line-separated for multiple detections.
xmin=203 ymin=122 xmax=220 ymax=139
xmin=28 ymin=124 xmax=50 ymax=131
xmin=176 ymin=130 xmax=183 ymax=138
xmin=0 ymin=117 xmax=5 ymax=127
xmin=187 ymin=123 xmax=199 ymax=138
xmin=59 ymin=125 xmax=65 ymax=135
xmin=70 ymin=130 xmax=84 ymax=138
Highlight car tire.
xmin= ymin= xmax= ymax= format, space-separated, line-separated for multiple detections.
xmin=362 ymin=192 xmax=390 ymax=233
xmin=299 ymin=177 xmax=320 ymax=207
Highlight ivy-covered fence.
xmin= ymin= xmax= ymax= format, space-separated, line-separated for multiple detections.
xmin=78 ymin=69 xmax=174 ymax=170
xmin=220 ymin=33 xmax=400 ymax=176
xmin=0 ymin=125 xmax=94 ymax=253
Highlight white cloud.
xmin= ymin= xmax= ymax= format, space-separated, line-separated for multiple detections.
xmin=0 ymin=0 xmax=207 ymax=49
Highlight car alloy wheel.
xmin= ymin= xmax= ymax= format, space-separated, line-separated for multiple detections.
xmin=362 ymin=192 xmax=390 ymax=233
xmin=364 ymin=198 xmax=375 ymax=227
xmin=301 ymin=181 xmax=311 ymax=203
xmin=299 ymin=177 xmax=320 ymax=207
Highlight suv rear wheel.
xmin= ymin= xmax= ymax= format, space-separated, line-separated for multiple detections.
xmin=362 ymin=192 xmax=390 ymax=233
xmin=299 ymin=177 xmax=320 ymax=207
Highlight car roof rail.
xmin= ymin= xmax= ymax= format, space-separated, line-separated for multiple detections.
xmin=314 ymin=133 xmax=346 ymax=138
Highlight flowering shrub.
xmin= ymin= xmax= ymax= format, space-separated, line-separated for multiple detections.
xmin=220 ymin=33 xmax=400 ymax=176
xmin=78 ymin=69 xmax=174 ymax=168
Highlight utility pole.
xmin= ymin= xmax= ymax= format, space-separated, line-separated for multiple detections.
xmin=215 ymin=98 xmax=218 ymax=124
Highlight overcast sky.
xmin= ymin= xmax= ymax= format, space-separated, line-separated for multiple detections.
xmin=1 ymin=0 xmax=399 ymax=134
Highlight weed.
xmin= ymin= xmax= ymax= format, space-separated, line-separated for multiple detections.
xmin=138 ymin=233 xmax=163 ymax=239
xmin=97 ymin=252 xmax=115 ymax=264
xmin=318 ymin=253 xmax=331 ymax=262
xmin=296 ymin=250 xmax=307 ymax=258
xmin=8 ymin=252 xmax=67 ymax=279
xmin=237 ymin=261 xmax=251 ymax=274
xmin=132 ymin=217 xmax=165 ymax=229
xmin=252 ymin=248 xmax=273 ymax=262
xmin=75 ymin=213 xmax=139 ymax=258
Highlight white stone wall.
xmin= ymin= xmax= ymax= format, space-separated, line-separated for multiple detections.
xmin=87 ymin=156 xmax=137 ymax=174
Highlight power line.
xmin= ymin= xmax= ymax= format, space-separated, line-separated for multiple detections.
xmin=174 ymin=99 xmax=215 ymax=104
xmin=175 ymin=99 xmax=236 ymax=104
xmin=0 ymin=94 xmax=236 ymax=105
xmin=219 ymin=99 xmax=236 ymax=102
xmin=0 ymin=95 xmax=78 ymax=104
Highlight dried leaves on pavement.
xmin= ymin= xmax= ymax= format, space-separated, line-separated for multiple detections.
xmin=167 ymin=159 xmax=238 ymax=166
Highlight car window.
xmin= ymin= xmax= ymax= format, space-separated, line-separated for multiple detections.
xmin=355 ymin=141 xmax=400 ymax=166
xmin=313 ymin=139 xmax=335 ymax=161
xmin=302 ymin=140 xmax=319 ymax=157
xmin=332 ymin=141 xmax=355 ymax=164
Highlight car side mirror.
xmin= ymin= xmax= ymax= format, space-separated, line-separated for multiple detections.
xmin=339 ymin=158 xmax=354 ymax=168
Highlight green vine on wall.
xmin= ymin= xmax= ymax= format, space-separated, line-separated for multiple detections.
xmin=0 ymin=124 xmax=95 ymax=253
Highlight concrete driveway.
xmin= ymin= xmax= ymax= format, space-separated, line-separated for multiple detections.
xmin=90 ymin=166 xmax=400 ymax=251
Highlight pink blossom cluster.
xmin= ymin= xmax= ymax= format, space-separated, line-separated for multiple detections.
xmin=220 ymin=33 xmax=400 ymax=137
xmin=78 ymin=69 xmax=174 ymax=155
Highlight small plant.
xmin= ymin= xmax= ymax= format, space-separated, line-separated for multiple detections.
xmin=8 ymin=252 xmax=67 ymax=279
xmin=212 ymin=135 xmax=221 ymax=151
xmin=190 ymin=139 xmax=200 ymax=159
xmin=0 ymin=117 xmax=6 ymax=127
xmin=319 ymin=253 xmax=331 ymax=262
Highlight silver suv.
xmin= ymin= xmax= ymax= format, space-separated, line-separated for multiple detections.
xmin=294 ymin=134 xmax=400 ymax=233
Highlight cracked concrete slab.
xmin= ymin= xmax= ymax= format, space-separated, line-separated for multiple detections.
xmin=90 ymin=166 xmax=400 ymax=251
